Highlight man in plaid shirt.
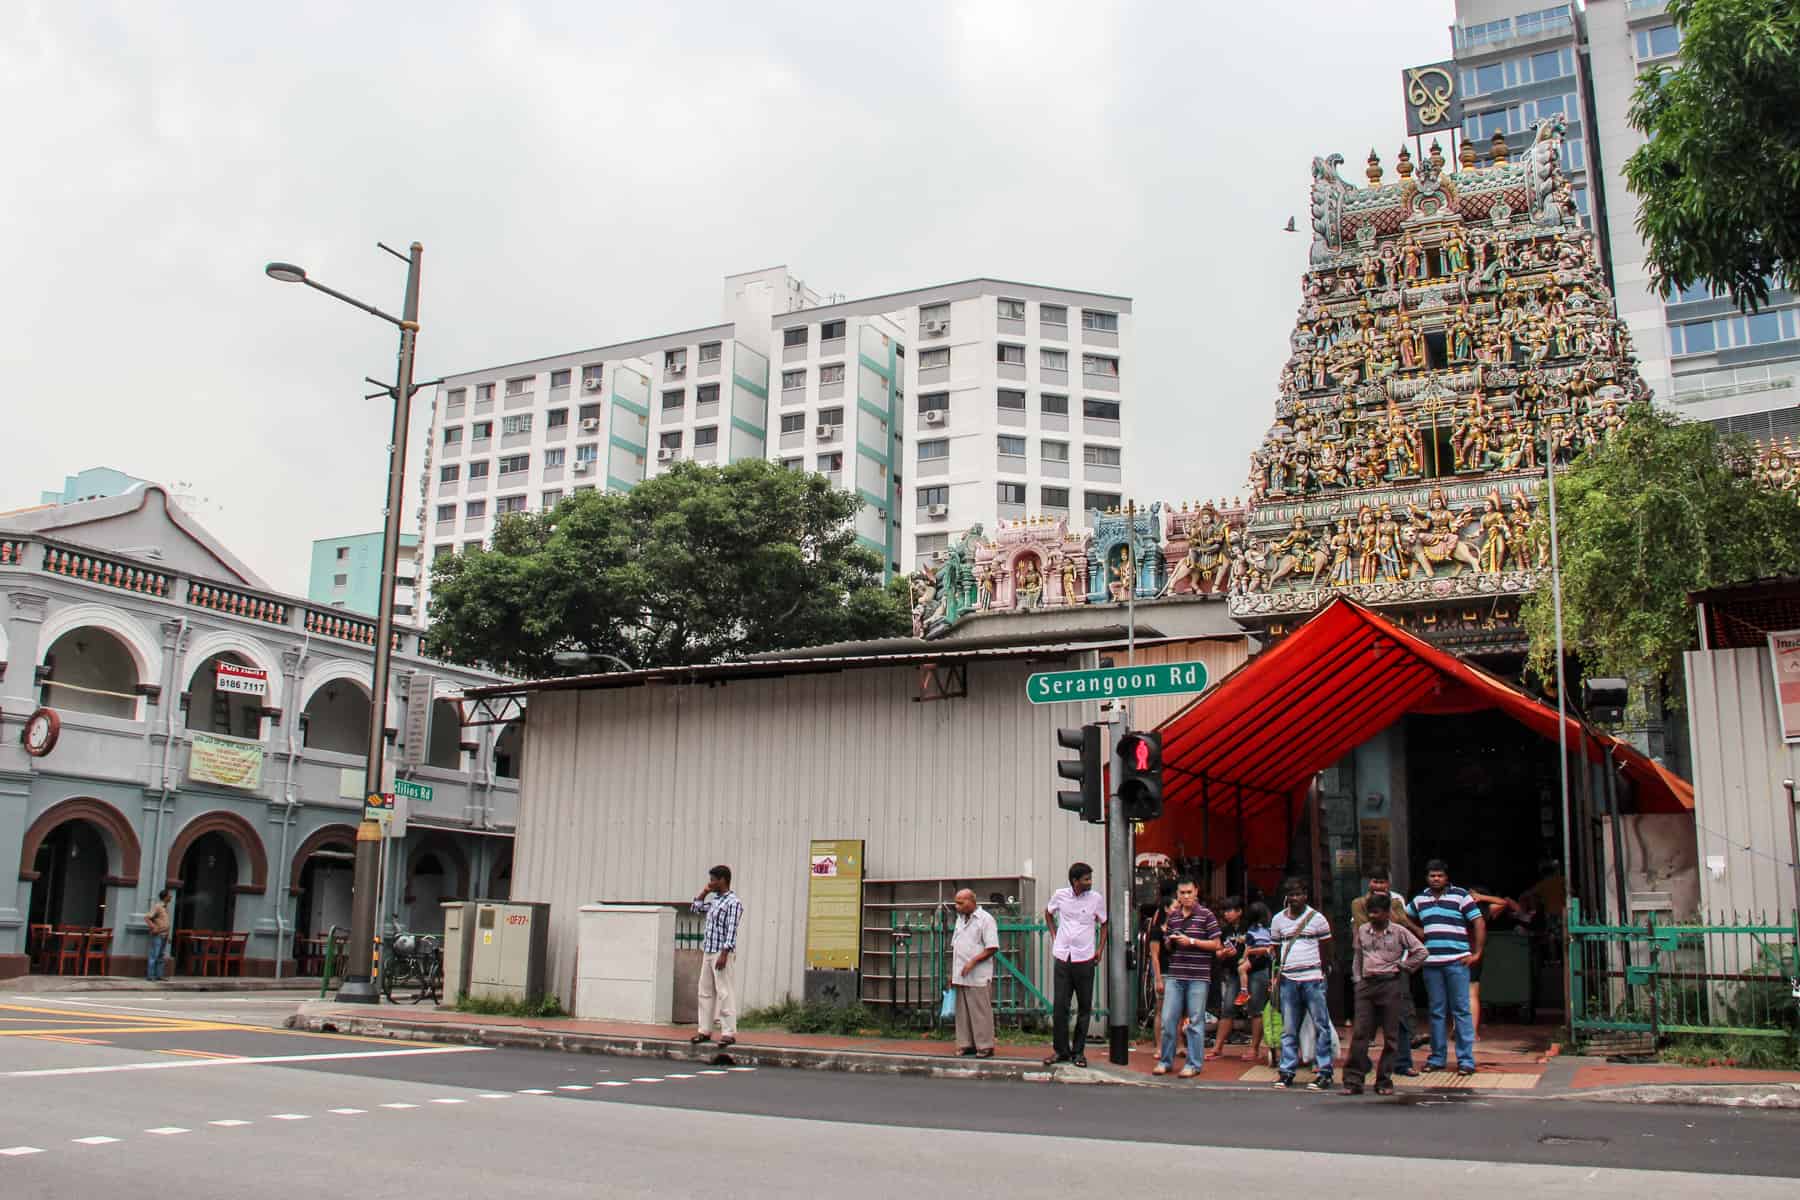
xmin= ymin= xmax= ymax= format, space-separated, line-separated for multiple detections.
xmin=691 ymin=864 xmax=743 ymax=1046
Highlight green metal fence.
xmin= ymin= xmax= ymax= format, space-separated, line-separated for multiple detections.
xmin=881 ymin=905 xmax=1107 ymax=1028
xmin=1568 ymin=898 xmax=1800 ymax=1041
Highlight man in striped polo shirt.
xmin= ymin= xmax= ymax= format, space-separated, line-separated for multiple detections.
xmin=1405 ymin=859 xmax=1486 ymax=1075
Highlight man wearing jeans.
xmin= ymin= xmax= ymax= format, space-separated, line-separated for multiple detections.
xmin=1154 ymin=878 xmax=1222 ymax=1078
xmin=145 ymin=889 xmax=172 ymax=982
xmin=1406 ymin=859 xmax=1486 ymax=1076
xmin=1044 ymin=862 xmax=1107 ymax=1068
xmin=1270 ymin=877 xmax=1334 ymax=1091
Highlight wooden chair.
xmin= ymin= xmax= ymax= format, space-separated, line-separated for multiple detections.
xmin=199 ymin=932 xmax=227 ymax=977
xmin=52 ymin=928 xmax=86 ymax=976
xmin=82 ymin=928 xmax=113 ymax=976
xmin=27 ymin=924 xmax=52 ymax=973
xmin=172 ymin=930 xmax=193 ymax=975
xmin=222 ymin=931 xmax=248 ymax=977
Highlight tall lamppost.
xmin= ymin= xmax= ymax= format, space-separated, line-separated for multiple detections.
xmin=266 ymin=243 xmax=423 ymax=1004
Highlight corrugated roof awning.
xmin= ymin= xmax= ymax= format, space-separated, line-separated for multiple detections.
xmin=1155 ymin=597 xmax=1692 ymax=817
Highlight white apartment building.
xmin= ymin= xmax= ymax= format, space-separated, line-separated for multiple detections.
xmin=1451 ymin=1 xmax=1800 ymax=439
xmin=416 ymin=269 xmax=1132 ymax=613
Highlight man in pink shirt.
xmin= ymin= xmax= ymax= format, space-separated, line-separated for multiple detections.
xmin=1044 ymin=861 xmax=1108 ymax=1067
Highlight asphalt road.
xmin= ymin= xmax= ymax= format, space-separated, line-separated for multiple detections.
xmin=2 ymin=991 xmax=1795 ymax=1198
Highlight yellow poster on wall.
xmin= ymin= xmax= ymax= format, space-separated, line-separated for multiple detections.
xmin=805 ymin=839 xmax=864 ymax=970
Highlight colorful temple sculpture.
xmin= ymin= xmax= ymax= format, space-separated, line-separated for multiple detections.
xmin=908 ymin=118 xmax=1657 ymax=653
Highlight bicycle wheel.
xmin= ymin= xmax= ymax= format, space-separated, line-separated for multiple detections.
xmin=418 ymin=956 xmax=442 ymax=1005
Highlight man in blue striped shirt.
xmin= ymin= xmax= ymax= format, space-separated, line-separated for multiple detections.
xmin=691 ymin=865 xmax=743 ymax=1047
xmin=1405 ymin=859 xmax=1486 ymax=1075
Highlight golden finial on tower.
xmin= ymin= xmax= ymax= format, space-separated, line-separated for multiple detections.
xmin=1459 ymin=137 xmax=1477 ymax=169
xmin=1428 ymin=139 xmax=1445 ymax=170
xmin=1366 ymin=148 xmax=1383 ymax=187
xmin=1396 ymin=145 xmax=1414 ymax=180
xmin=1491 ymin=131 xmax=1509 ymax=165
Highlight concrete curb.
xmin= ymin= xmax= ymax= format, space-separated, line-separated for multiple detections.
xmin=285 ymin=1005 xmax=1139 ymax=1086
xmin=11 ymin=976 xmax=320 ymax=994
xmin=1556 ymin=1083 xmax=1800 ymax=1110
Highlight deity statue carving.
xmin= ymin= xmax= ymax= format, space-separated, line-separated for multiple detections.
xmin=1407 ymin=490 xmax=1482 ymax=578
xmin=1527 ymin=114 xmax=1570 ymax=227
xmin=1267 ymin=516 xmax=1324 ymax=589
xmin=1013 ymin=556 xmax=1042 ymax=610
xmin=1309 ymin=153 xmax=1350 ymax=265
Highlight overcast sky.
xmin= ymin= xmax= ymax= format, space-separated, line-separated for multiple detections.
xmin=4 ymin=0 xmax=1453 ymax=595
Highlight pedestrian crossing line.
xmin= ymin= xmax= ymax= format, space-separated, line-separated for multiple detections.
xmin=269 ymin=1114 xmax=310 ymax=1121
xmin=429 ymin=1098 xmax=466 ymax=1104
xmin=477 ymin=1093 xmax=511 ymax=1099
xmin=596 ymin=1081 xmax=631 ymax=1087
xmin=557 ymin=1084 xmax=593 ymax=1091
xmin=698 ymin=1069 xmax=729 ymax=1075
xmin=145 ymin=1127 xmax=190 ymax=1136
xmin=517 ymin=1088 xmax=552 ymax=1094
xmin=0 ymin=1147 xmax=44 ymax=1157
xmin=665 ymin=1073 xmax=697 ymax=1079
xmin=328 ymin=1109 xmax=367 ymax=1115
xmin=210 ymin=1120 xmax=252 ymax=1127
xmin=72 ymin=1137 xmax=119 ymax=1145
xmin=380 ymin=1103 xmax=419 ymax=1110
xmin=629 ymin=1077 xmax=663 ymax=1083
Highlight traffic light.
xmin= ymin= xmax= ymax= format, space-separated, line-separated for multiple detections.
xmin=1115 ymin=730 xmax=1164 ymax=821
xmin=1056 ymin=724 xmax=1104 ymax=823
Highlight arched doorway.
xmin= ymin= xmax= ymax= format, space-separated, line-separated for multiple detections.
xmin=488 ymin=845 xmax=513 ymax=901
xmin=301 ymin=680 xmax=371 ymax=754
xmin=185 ymin=651 xmax=265 ymax=740
xmin=27 ymin=820 xmax=109 ymax=930
xmin=493 ymin=722 xmax=522 ymax=780
xmin=293 ymin=834 xmax=355 ymax=941
xmin=39 ymin=627 xmax=140 ymax=719
xmin=426 ymin=699 xmax=463 ymax=768
xmin=175 ymin=832 xmax=238 ymax=933
xmin=406 ymin=853 xmax=449 ymax=931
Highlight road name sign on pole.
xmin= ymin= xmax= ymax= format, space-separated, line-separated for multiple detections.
xmin=394 ymin=778 xmax=433 ymax=805
xmin=1026 ymin=661 xmax=1210 ymax=705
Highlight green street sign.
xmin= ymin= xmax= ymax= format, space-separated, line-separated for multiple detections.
xmin=394 ymin=779 xmax=433 ymax=804
xmin=1026 ymin=661 xmax=1210 ymax=705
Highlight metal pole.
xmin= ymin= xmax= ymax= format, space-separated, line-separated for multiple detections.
xmin=1543 ymin=446 xmax=1574 ymax=1042
xmin=338 ymin=241 xmax=423 ymax=1004
xmin=1107 ymin=505 xmax=1138 ymax=1066
xmin=1785 ymin=779 xmax=1798 ymax=915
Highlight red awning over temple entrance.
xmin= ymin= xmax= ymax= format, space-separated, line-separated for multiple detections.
xmin=1148 ymin=598 xmax=1692 ymax=836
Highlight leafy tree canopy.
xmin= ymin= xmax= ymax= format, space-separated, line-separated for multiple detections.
xmin=1625 ymin=0 xmax=1800 ymax=311
xmin=424 ymin=460 xmax=908 ymax=676
xmin=1522 ymin=404 xmax=1800 ymax=690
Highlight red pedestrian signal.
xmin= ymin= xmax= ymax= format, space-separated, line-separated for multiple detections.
xmin=1115 ymin=731 xmax=1163 ymax=821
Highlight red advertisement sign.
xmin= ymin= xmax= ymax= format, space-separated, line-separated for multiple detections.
xmin=1769 ymin=630 xmax=1800 ymax=744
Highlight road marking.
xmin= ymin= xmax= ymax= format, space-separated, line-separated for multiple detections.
xmin=24 ymin=1034 xmax=111 ymax=1045
xmin=145 ymin=1127 xmax=190 ymax=1136
xmin=630 ymin=1077 xmax=663 ymax=1083
xmin=517 ymin=1089 xmax=551 ymax=1095
xmin=73 ymin=1136 xmax=120 ymax=1145
xmin=477 ymin=1093 xmax=510 ymax=1099
xmin=429 ymin=1098 xmax=465 ymax=1104
xmin=210 ymin=1120 xmax=251 ymax=1127
xmin=328 ymin=1108 xmax=367 ymax=1115
xmin=596 ymin=1081 xmax=631 ymax=1087
xmin=699 ymin=1069 xmax=729 ymax=1075
xmin=726 ymin=1067 xmax=756 ymax=1072
xmin=158 ymin=1049 xmax=242 ymax=1059
xmin=380 ymin=1103 xmax=419 ymax=1110
xmin=269 ymin=1114 xmax=309 ymax=1121
xmin=557 ymin=1084 xmax=593 ymax=1091
xmin=4 ymin=1044 xmax=485 ymax=1078
xmin=665 ymin=1073 xmax=696 ymax=1079
xmin=4 ymin=998 xmax=411 ymax=1046
xmin=0 ymin=1146 xmax=44 ymax=1157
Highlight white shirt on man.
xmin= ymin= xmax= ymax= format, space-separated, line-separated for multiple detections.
xmin=1046 ymin=886 xmax=1107 ymax=962
xmin=952 ymin=906 xmax=1000 ymax=988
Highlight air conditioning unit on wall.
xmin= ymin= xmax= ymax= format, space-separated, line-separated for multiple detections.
xmin=583 ymin=377 xmax=603 ymax=391
xmin=927 ymin=504 xmax=948 ymax=518
xmin=572 ymin=460 xmax=591 ymax=474
xmin=922 ymin=410 xmax=945 ymax=425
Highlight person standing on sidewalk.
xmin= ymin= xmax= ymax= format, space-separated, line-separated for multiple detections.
xmin=951 ymin=889 xmax=999 ymax=1058
xmin=690 ymin=865 xmax=743 ymax=1048
xmin=1270 ymin=877 xmax=1334 ymax=1091
xmin=1350 ymin=868 xmax=1421 ymax=1077
xmin=1044 ymin=862 xmax=1107 ymax=1068
xmin=1342 ymin=893 xmax=1427 ymax=1095
xmin=1406 ymin=859 xmax=1486 ymax=1076
xmin=1154 ymin=878 xmax=1222 ymax=1078
xmin=145 ymin=889 xmax=172 ymax=982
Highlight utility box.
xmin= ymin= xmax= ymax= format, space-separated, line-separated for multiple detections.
xmin=439 ymin=901 xmax=477 ymax=1005
xmin=469 ymin=901 xmax=550 ymax=1005
xmin=574 ymin=905 xmax=674 ymax=1024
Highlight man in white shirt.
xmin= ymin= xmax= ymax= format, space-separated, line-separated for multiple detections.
xmin=1270 ymin=876 xmax=1335 ymax=1091
xmin=951 ymin=889 xmax=1000 ymax=1058
xmin=1044 ymin=861 xmax=1108 ymax=1067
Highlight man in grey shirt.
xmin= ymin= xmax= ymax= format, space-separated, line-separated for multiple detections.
xmin=1343 ymin=893 xmax=1427 ymax=1095
xmin=951 ymin=889 xmax=999 ymax=1058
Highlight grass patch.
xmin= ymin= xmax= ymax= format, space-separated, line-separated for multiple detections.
xmin=737 ymin=999 xmax=1053 ymax=1043
xmin=453 ymin=992 xmax=568 ymax=1019
xmin=1657 ymin=1034 xmax=1800 ymax=1071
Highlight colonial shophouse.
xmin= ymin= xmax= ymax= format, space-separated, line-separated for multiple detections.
xmin=0 ymin=485 xmax=518 ymax=980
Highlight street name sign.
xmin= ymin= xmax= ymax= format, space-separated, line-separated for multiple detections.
xmin=1026 ymin=661 xmax=1210 ymax=705
xmin=394 ymin=778 xmax=433 ymax=804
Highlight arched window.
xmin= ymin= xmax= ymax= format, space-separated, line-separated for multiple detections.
xmin=39 ymin=628 xmax=139 ymax=719
xmin=301 ymin=681 xmax=372 ymax=755
xmin=426 ymin=699 xmax=463 ymax=769
xmin=493 ymin=722 xmax=522 ymax=780
xmin=185 ymin=652 xmax=265 ymax=739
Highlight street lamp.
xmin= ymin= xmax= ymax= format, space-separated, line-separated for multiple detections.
xmin=267 ymin=242 xmax=423 ymax=1004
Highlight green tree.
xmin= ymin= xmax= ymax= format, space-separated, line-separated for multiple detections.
xmin=424 ymin=460 xmax=908 ymax=676
xmin=1522 ymin=405 xmax=1800 ymax=691
xmin=1624 ymin=0 xmax=1800 ymax=310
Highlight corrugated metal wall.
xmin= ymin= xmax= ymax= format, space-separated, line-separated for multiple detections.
xmin=1684 ymin=647 xmax=1800 ymax=916
xmin=1125 ymin=638 xmax=1250 ymax=732
xmin=515 ymin=655 xmax=1137 ymax=1012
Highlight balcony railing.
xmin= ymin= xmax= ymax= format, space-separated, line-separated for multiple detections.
xmin=304 ymin=607 xmax=402 ymax=651
xmin=188 ymin=582 xmax=290 ymax=626
xmin=42 ymin=545 xmax=170 ymax=597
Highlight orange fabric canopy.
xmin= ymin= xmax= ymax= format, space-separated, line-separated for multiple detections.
xmin=1153 ymin=597 xmax=1692 ymax=820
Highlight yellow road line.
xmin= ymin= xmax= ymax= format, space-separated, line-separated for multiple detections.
xmin=0 ymin=1002 xmax=403 ymax=1046
xmin=24 ymin=1035 xmax=111 ymax=1045
xmin=156 ymin=1049 xmax=242 ymax=1059
xmin=0 ymin=1023 xmax=246 ymax=1036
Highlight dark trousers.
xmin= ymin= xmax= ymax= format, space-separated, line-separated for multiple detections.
xmin=1344 ymin=973 xmax=1407 ymax=1087
xmin=1052 ymin=956 xmax=1097 ymax=1059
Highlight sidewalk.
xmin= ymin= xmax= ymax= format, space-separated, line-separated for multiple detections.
xmin=284 ymin=1002 xmax=1800 ymax=1107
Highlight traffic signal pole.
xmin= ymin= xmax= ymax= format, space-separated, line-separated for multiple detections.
xmin=1106 ymin=509 xmax=1139 ymax=1067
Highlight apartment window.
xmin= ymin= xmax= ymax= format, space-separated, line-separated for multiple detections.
xmin=1561 ymin=139 xmax=1585 ymax=172
xmin=1636 ymin=23 xmax=1681 ymax=59
xmin=444 ymin=387 xmax=466 ymax=410
xmin=817 ymin=452 xmax=843 ymax=473
xmin=780 ymin=457 xmax=803 ymax=471
xmin=439 ymin=464 xmax=460 ymax=483
xmin=920 ymin=301 xmax=950 ymax=329
xmin=549 ymin=368 xmax=571 ymax=389
xmin=1041 ymin=304 xmax=1068 ymax=327
xmin=818 ymin=406 xmax=844 ymax=428
xmin=783 ymin=327 xmax=809 ymax=348
xmin=997 ymin=298 xmax=1026 ymax=320
xmin=498 ymin=453 xmax=530 ymax=475
xmin=463 ymin=541 xmax=484 ymax=553
xmin=696 ymin=383 xmax=720 ymax=405
xmin=475 ymin=383 xmax=495 ymax=402
xmin=917 ymin=439 xmax=949 ymax=461
xmin=997 ymin=389 xmax=1026 ymax=411
xmin=581 ymin=364 xmax=603 ymax=388
xmin=335 ymin=546 xmax=349 ymax=561
xmin=1084 ymin=490 xmax=1122 ymax=512
xmin=497 ymin=494 xmax=528 ymax=515
xmin=547 ymin=408 xmax=569 ymax=429
xmin=579 ymin=403 xmax=601 ymax=423
xmin=997 ymin=482 xmax=1026 ymax=505
xmin=997 ymin=435 xmax=1026 ymax=458
xmin=575 ymin=444 xmax=598 ymax=463
xmin=1672 ymin=280 xmax=1718 ymax=304
xmin=1082 ymin=354 xmax=1120 ymax=378
xmin=1041 ymin=349 xmax=1069 ymax=372
xmin=433 ymin=543 xmax=454 ymax=561
xmin=505 ymin=376 xmax=534 ymax=396
xmin=918 ymin=347 xmax=950 ymax=370
xmin=663 ymin=389 xmax=686 ymax=411
xmin=435 ymin=504 xmax=456 ymax=522
xmin=541 ymin=489 xmax=563 ymax=508
xmin=1042 ymin=393 xmax=1069 ymax=415
xmin=1084 ymin=445 xmax=1122 ymax=467
xmin=919 ymin=391 xmax=949 ymax=413
xmin=781 ymin=413 xmax=806 ymax=434
xmin=660 ymin=431 xmax=683 ymax=450
xmin=443 ymin=426 xmax=463 ymax=447
xmin=917 ymin=485 xmax=948 ymax=509
xmin=917 ymin=533 xmax=950 ymax=556
xmin=819 ymin=319 xmax=845 ymax=341
xmin=665 ymin=349 xmax=688 ymax=372
xmin=544 ymin=448 xmax=566 ymax=468
xmin=698 ymin=341 xmax=722 ymax=364
xmin=819 ymin=363 xmax=845 ymax=385
xmin=1081 ymin=310 xmax=1119 ymax=333
xmin=1041 ymin=485 xmax=1070 ymax=509
xmin=1042 ymin=440 xmax=1070 ymax=463
xmin=694 ymin=426 xmax=718 ymax=447
xmin=466 ymin=499 xmax=487 ymax=519
xmin=468 ymin=460 xmax=490 ymax=480
xmin=997 ymin=344 xmax=1025 ymax=365
xmin=473 ymin=420 xmax=494 ymax=440
xmin=783 ymin=369 xmax=807 ymax=391
xmin=502 ymin=414 xmax=533 ymax=435
xmin=1084 ymin=398 xmax=1122 ymax=420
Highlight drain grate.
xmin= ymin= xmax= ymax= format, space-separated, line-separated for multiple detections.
xmin=1539 ymin=1134 xmax=1609 ymax=1147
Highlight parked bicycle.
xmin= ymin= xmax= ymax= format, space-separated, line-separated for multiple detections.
xmin=382 ymin=931 xmax=443 ymax=1004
